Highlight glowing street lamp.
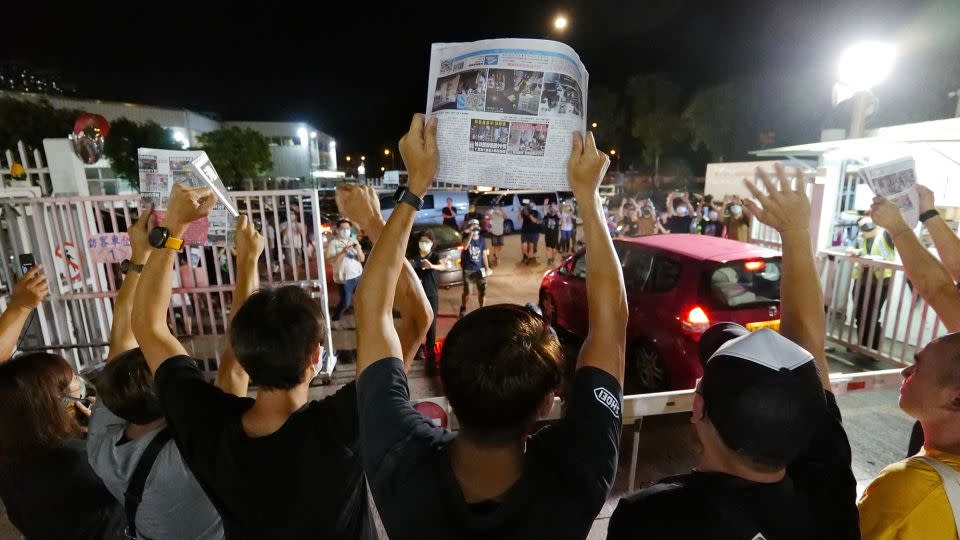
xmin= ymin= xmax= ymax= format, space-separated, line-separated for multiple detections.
xmin=553 ymin=15 xmax=568 ymax=31
xmin=836 ymin=41 xmax=897 ymax=138
xmin=360 ymin=155 xmax=366 ymax=161
xmin=384 ymin=148 xmax=395 ymax=169
xmin=591 ymin=122 xmax=598 ymax=129
xmin=609 ymin=149 xmax=616 ymax=155
xmin=345 ymin=155 xmax=352 ymax=162
xmin=380 ymin=166 xmax=386 ymax=172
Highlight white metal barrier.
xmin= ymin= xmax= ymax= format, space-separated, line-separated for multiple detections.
xmin=415 ymin=368 xmax=905 ymax=492
xmin=1 ymin=141 xmax=50 ymax=195
xmin=818 ymin=250 xmax=949 ymax=365
xmin=0 ymin=189 xmax=337 ymax=379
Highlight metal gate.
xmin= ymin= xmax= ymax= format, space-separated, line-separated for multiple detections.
xmin=0 ymin=189 xmax=336 ymax=378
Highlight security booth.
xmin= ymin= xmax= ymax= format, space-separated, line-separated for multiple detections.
xmin=747 ymin=117 xmax=960 ymax=364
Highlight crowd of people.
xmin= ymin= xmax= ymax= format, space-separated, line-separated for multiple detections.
xmin=0 ymin=114 xmax=957 ymax=540
xmin=608 ymin=190 xmax=753 ymax=242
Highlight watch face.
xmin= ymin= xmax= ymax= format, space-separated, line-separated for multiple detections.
xmin=120 ymin=259 xmax=130 ymax=273
xmin=148 ymin=226 xmax=167 ymax=248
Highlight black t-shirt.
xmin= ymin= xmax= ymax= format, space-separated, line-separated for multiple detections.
xmin=543 ymin=213 xmax=561 ymax=238
xmin=412 ymin=252 xmax=441 ymax=297
xmin=666 ymin=215 xmax=694 ymax=234
xmin=701 ymin=221 xmax=722 ymax=237
xmin=521 ymin=209 xmax=541 ymax=234
xmin=442 ymin=207 xmax=458 ymax=228
xmin=357 ymin=358 xmax=622 ymax=540
xmin=0 ymin=439 xmax=126 ymax=539
xmin=608 ymin=391 xmax=859 ymax=540
xmin=155 ymin=356 xmax=376 ymax=540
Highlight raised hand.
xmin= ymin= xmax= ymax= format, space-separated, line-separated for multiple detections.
xmin=336 ymin=184 xmax=383 ymax=231
xmin=870 ymin=196 xmax=911 ymax=236
xmin=129 ymin=204 xmax=156 ymax=263
xmin=917 ymin=185 xmax=935 ymax=214
xmin=234 ymin=215 xmax=264 ymax=264
xmin=568 ymin=131 xmax=610 ymax=197
xmin=743 ymin=163 xmax=810 ymax=234
xmin=165 ymin=184 xmax=217 ymax=228
xmin=398 ymin=114 xmax=438 ymax=197
xmin=10 ymin=265 xmax=48 ymax=311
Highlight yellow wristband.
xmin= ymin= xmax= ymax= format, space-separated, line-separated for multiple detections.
xmin=163 ymin=235 xmax=184 ymax=251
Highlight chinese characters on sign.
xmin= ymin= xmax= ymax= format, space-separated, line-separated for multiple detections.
xmin=87 ymin=233 xmax=132 ymax=263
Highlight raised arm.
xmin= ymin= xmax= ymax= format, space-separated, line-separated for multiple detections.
xmin=132 ymin=184 xmax=217 ymax=374
xmin=918 ymin=185 xmax=960 ymax=283
xmin=871 ymin=196 xmax=960 ymax=332
xmin=571 ymin=132 xmax=628 ymax=384
xmin=107 ymin=206 xmax=154 ymax=360
xmin=214 ymin=215 xmax=263 ymax=396
xmin=354 ymin=115 xmax=438 ymax=375
xmin=0 ymin=265 xmax=48 ymax=362
xmin=337 ymin=183 xmax=432 ymax=368
xmin=744 ymin=164 xmax=829 ymax=389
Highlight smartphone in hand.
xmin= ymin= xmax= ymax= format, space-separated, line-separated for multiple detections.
xmin=19 ymin=253 xmax=35 ymax=276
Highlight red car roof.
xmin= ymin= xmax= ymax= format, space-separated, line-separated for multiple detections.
xmin=615 ymin=234 xmax=781 ymax=264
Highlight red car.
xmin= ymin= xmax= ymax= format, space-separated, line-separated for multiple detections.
xmin=539 ymin=234 xmax=782 ymax=395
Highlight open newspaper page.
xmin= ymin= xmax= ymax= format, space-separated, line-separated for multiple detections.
xmin=425 ymin=38 xmax=588 ymax=190
xmin=860 ymin=156 xmax=920 ymax=228
xmin=138 ymin=148 xmax=237 ymax=246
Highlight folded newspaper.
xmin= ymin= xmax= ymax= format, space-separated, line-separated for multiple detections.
xmin=425 ymin=38 xmax=588 ymax=190
xmin=137 ymin=148 xmax=237 ymax=246
xmin=860 ymin=157 xmax=920 ymax=229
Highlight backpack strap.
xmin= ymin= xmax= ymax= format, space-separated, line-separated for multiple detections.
xmin=912 ymin=455 xmax=960 ymax=534
xmin=123 ymin=427 xmax=173 ymax=539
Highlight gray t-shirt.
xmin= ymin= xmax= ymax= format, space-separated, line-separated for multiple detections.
xmin=87 ymin=403 xmax=223 ymax=539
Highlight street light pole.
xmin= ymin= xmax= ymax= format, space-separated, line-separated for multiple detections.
xmin=848 ymin=91 xmax=870 ymax=139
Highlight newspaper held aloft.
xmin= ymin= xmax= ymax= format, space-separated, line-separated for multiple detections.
xmin=137 ymin=148 xmax=237 ymax=246
xmin=425 ymin=38 xmax=588 ymax=190
xmin=860 ymin=157 xmax=920 ymax=229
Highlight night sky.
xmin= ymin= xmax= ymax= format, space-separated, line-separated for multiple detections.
xmin=4 ymin=0 xmax=954 ymax=165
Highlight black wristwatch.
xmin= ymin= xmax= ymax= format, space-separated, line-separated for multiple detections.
xmin=393 ymin=187 xmax=424 ymax=211
xmin=920 ymin=209 xmax=940 ymax=223
xmin=120 ymin=259 xmax=144 ymax=274
xmin=148 ymin=226 xmax=184 ymax=251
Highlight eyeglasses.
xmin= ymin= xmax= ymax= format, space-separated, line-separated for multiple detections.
xmin=62 ymin=375 xmax=89 ymax=404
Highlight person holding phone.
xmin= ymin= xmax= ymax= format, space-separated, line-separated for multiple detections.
xmin=326 ymin=218 xmax=366 ymax=328
xmin=0 ymin=262 xmax=49 ymax=362
xmin=410 ymin=229 xmax=445 ymax=375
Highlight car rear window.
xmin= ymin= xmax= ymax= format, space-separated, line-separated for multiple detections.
xmin=708 ymin=258 xmax=781 ymax=308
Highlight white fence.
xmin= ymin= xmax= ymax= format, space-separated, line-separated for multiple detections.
xmin=818 ymin=250 xmax=950 ymax=365
xmin=0 ymin=189 xmax=336 ymax=378
xmin=1 ymin=141 xmax=50 ymax=196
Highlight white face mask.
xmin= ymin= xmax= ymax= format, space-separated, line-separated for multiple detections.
xmin=419 ymin=241 xmax=433 ymax=252
xmin=676 ymin=206 xmax=689 ymax=217
xmin=730 ymin=205 xmax=743 ymax=216
xmin=339 ymin=229 xmax=351 ymax=239
xmin=708 ymin=211 xmax=719 ymax=221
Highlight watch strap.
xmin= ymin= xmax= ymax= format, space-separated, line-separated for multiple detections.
xmin=394 ymin=188 xmax=424 ymax=211
xmin=920 ymin=209 xmax=940 ymax=223
xmin=162 ymin=235 xmax=184 ymax=251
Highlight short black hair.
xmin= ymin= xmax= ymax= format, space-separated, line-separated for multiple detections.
xmin=336 ymin=218 xmax=352 ymax=228
xmin=441 ymin=304 xmax=563 ymax=446
xmin=96 ymin=348 xmax=163 ymax=424
xmin=416 ymin=229 xmax=435 ymax=242
xmin=230 ymin=286 xmax=326 ymax=390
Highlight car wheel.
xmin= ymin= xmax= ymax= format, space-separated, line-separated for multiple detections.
xmin=625 ymin=342 xmax=668 ymax=394
xmin=539 ymin=290 xmax=557 ymax=328
xmin=503 ymin=220 xmax=515 ymax=234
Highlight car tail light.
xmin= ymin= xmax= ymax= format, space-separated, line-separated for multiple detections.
xmin=744 ymin=260 xmax=765 ymax=271
xmin=681 ymin=306 xmax=711 ymax=340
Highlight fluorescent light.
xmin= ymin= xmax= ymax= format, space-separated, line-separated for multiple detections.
xmin=838 ymin=42 xmax=897 ymax=92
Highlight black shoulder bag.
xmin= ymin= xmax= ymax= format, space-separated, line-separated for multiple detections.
xmin=123 ymin=427 xmax=173 ymax=539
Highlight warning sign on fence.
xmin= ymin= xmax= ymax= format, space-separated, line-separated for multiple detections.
xmin=86 ymin=233 xmax=132 ymax=264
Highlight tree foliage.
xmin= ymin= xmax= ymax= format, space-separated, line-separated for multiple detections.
xmin=0 ymin=97 xmax=81 ymax=154
xmin=196 ymin=127 xmax=272 ymax=189
xmin=103 ymin=118 xmax=179 ymax=190
xmin=624 ymin=74 xmax=687 ymax=169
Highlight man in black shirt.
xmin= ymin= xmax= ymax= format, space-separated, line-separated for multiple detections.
xmin=131 ymin=186 xmax=390 ymax=539
xmin=354 ymin=117 xmax=626 ymax=540
xmin=665 ymin=191 xmax=695 ymax=234
xmin=519 ymin=199 xmax=542 ymax=265
xmin=609 ymin=164 xmax=859 ymax=540
xmin=411 ymin=229 xmax=445 ymax=375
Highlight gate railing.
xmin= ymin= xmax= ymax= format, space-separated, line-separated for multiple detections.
xmin=0 ymin=189 xmax=336 ymax=377
xmin=817 ymin=249 xmax=949 ymax=365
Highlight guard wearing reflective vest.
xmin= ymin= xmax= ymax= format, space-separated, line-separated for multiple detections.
xmin=851 ymin=217 xmax=897 ymax=350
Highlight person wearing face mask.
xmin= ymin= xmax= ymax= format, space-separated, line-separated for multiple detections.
xmin=637 ymin=199 xmax=666 ymax=236
xmin=723 ymin=196 xmax=752 ymax=242
xmin=519 ymin=199 xmax=541 ymax=265
xmin=543 ymin=203 xmax=562 ymax=265
xmin=459 ymin=219 xmax=490 ymax=318
xmin=699 ymin=206 xmax=724 ymax=237
xmin=326 ymin=219 xmax=366 ymax=327
xmin=411 ymin=230 xmax=446 ymax=375
xmin=846 ymin=217 xmax=897 ymax=350
xmin=559 ymin=202 xmax=575 ymax=254
xmin=666 ymin=192 xmax=696 ymax=234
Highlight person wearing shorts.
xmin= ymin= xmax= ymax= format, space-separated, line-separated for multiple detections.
xmin=488 ymin=205 xmax=506 ymax=266
xmin=459 ymin=219 xmax=489 ymax=318
xmin=519 ymin=200 xmax=541 ymax=265
xmin=560 ymin=203 xmax=575 ymax=254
